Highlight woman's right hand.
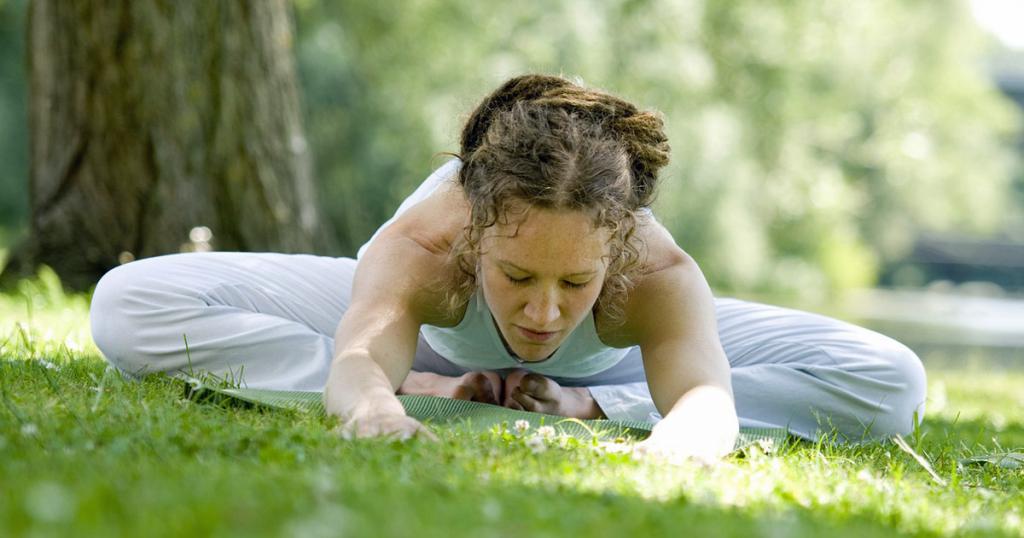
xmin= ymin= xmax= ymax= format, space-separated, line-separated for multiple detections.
xmin=397 ymin=370 xmax=502 ymax=404
xmin=335 ymin=412 xmax=438 ymax=442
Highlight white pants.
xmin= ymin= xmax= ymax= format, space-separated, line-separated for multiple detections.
xmin=90 ymin=251 xmax=927 ymax=440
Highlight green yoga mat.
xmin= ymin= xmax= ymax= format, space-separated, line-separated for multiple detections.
xmin=183 ymin=378 xmax=788 ymax=452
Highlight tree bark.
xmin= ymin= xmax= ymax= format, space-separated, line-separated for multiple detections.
xmin=1 ymin=0 xmax=332 ymax=290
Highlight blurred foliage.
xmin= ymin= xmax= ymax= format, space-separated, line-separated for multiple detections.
xmin=987 ymin=45 xmax=1024 ymax=240
xmin=0 ymin=0 xmax=1020 ymax=301
xmin=0 ymin=0 xmax=27 ymax=237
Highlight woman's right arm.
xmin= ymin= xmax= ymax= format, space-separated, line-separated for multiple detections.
xmin=324 ymin=231 xmax=446 ymax=441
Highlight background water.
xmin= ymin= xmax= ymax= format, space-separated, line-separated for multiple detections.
xmin=824 ymin=288 xmax=1024 ymax=371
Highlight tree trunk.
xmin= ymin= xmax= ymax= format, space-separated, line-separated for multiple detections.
xmin=1 ymin=0 xmax=333 ymax=290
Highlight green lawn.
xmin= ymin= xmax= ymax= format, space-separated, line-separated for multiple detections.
xmin=1 ymin=272 xmax=1022 ymax=537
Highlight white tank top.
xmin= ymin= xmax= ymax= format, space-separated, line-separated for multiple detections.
xmin=357 ymin=159 xmax=631 ymax=378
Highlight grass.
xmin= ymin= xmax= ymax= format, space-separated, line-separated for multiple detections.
xmin=1 ymin=270 xmax=1023 ymax=537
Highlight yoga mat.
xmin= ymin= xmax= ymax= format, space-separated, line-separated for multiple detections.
xmin=183 ymin=378 xmax=788 ymax=452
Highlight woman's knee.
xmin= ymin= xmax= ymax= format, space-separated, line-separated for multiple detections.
xmin=864 ymin=339 xmax=927 ymax=437
xmin=89 ymin=255 xmax=198 ymax=374
xmin=90 ymin=262 xmax=146 ymax=372
xmin=780 ymin=335 xmax=927 ymax=440
xmin=816 ymin=335 xmax=928 ymax=439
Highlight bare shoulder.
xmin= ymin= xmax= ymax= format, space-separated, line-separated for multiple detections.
xmin=386 ymin=176 xmax=469 ymax=255
xmin=634 ymin=212 xmax=693 ymax=274
xmin=352 ymin=177 xmax=470 ymax=328
xmin=597 ymin=213 xmax=712 ymax=347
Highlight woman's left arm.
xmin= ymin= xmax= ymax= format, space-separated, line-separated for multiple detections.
xmin=621 ymin=250 xmax=739 ymax=464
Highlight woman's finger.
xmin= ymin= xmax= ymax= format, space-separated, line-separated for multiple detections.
xmin=521 ymin=373 xmax=557 ymax=401
xmin=404 ymin=423 xmax=439 ymax=442
xmin=451 ymin=383 xmax=475 ymax=401
xmin=481 ymin=371 xmax=503 ymax=403
xmin=511 ymin=387 xmax=543 ymax=412
xmin=474 ymin=375 xmax=498 ymax=405
xmin=467 ymin=371 xmax=501 ymax=404
xmin=502 ymin=369 xmax=531 ymax=404
xmin=335 ymin=414 xmax=438 ymax=443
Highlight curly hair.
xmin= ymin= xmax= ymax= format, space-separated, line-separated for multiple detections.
xmin=446 ymin=74 xmax=671 ymax=324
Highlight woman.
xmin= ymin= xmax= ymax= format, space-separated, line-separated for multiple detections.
xmin=90 ymin=74 xmax=927 ymax=462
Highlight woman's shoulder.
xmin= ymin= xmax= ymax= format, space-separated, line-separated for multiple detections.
xmin=635 ymin=212 xmax=692 ymax=273
xmin=595 ymin=214 xmax=702 ymax=347
xmin=386 ymin=174 xmax=469 ymax=255
xmin=362 ymin=179 xmax=470 ymax=327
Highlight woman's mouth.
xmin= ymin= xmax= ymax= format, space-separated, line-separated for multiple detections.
xmin=516 ymin=325 xmax=559 ymax=343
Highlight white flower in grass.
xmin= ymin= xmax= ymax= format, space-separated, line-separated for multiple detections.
xmin=756 ymin=438 xmax=776 ymax=454
xmin=514 ymin=420 xmax=530 ymax=434
xmin=596 ymin=440 xmax=633 ymax=455
xmin=536 ymin=426 xmax=556 ymax=439
xmin=21 ymin=423 xmax=39 ymax=437
xmin=63 ymin=336 xmax=84 ymax=353
xmin=556 ymin=434 xmax=575 ymax=449
xmin=525 ymin=436 xmax=547 ymax=454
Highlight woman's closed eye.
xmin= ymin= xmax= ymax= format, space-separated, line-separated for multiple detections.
xmin=505 ymin=275 xmax=588 ymax=289
xmin=506 ymin=275 xmax=531 ymax=287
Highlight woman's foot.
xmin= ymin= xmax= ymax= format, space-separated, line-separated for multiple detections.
xmin=398 ymin=371 xmax=502 ymax=405
xmin=502 ymin=369 xmax=605 ymax=419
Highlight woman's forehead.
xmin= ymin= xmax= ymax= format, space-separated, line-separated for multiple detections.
xmin=481 ymin=207 xmax=610 ymax=270
xmin=490 ymin=203 xmax=603 ymax=232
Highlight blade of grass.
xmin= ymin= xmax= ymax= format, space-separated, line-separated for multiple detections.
xmin=39 ymin=363 xmax=93 ymax=436
xmin=892 ymin=434 xmax=948 ymax=487
xmin=0 ymin=377 xmax=48 ymax=451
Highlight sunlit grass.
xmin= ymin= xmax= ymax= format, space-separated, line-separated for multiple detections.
xmin=1 ymin=272 xmax=1022 ymax=537
xmin=0 ymin=266 xmax=93 ymax=360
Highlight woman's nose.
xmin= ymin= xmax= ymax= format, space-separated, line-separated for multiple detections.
xmin=523 ymin=290 xmax=560 ymax=327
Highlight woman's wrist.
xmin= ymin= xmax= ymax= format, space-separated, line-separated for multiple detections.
xmin=651 ymin=386 xmax=738 ymax=451
xmin=325 ymin=352 xmax=407 ymax=422
xmin=569 ymin=387 xmax=606 ymax=419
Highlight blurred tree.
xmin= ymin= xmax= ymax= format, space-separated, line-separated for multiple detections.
xmin=0 ymin=0 xmax=332 ymax=290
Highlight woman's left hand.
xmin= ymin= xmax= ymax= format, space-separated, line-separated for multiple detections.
xmin=633 ymin=386 xmax=739 ymax=466
xmin=502 ymin=369 xmax=605 ymax=419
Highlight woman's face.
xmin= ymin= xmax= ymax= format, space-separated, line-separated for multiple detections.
xmin=478 ymin=206 xmax=610 ymax=361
